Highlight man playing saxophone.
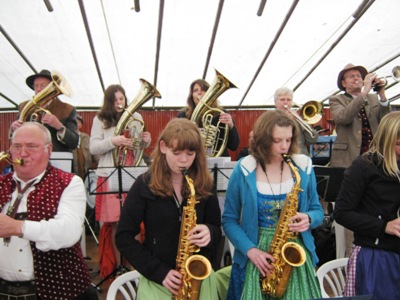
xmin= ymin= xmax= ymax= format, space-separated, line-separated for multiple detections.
xmin=116 ymin=118 xmax=221 ymax=299
xmin=222 ymin=110 xmax=324 ymax=299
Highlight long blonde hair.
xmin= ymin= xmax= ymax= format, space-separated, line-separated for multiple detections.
xmin=368 ymin=111 xmax=400 ymax=181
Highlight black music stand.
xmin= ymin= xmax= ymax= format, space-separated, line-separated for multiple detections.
xmin=314 ymin=166 xmax=345 ymax=214
xmin=87 ymin=165 xmax=147 ymax=290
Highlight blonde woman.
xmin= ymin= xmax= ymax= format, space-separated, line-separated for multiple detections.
xmin=334 ymin=111 xmax=400 ymax=299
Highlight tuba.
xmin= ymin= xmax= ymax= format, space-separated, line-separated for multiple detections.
xmin=190 ymin=70 xmax=237 ymax=157
xmin=261 ymin=154 xmax=307 ymax=297
xmin=0 ymin=152 xmax=24 ymax=166
xmin=19 ymin=71 xmax=72 ymax=122
xmin=175 ymin=168 xmax=212 ymax=300
xmin=113 ymin=79 xmax=161 ymax=167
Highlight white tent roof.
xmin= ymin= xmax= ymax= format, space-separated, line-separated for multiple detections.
xmin=1 ymin=0 xmax=400 ymax=110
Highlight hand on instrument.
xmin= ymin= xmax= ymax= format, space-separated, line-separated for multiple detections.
xmin=187 ymin=224 xmax=210 ymax=247
xmin=247 ymin=247 xmax=275 ymax=277
xmin=162 ymin=269 xmax=183 ymax=296
xmin=288 ymin=212 xmax=310 ymax=233
xmin=362 ymin=73 xmax=378 ymax=95
xmin=219 ymin=112 xmax=234 ymax=129
xmin=41 ymin=113 xmax=63 ymax=130
xmin=10 ymin=120 xmax=23 ymax=132
xmin=141 ymin=131 xmax=151 ymax=145
xmin=112 ymin=135 xmax=132 ymax=147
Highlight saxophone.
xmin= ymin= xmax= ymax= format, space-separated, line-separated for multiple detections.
xmin=174 ymin=169 xmax=212 ymax=300
xmin=261 ymin=154 xmax=307 ymax=298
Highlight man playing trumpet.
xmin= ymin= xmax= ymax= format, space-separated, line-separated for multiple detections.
xmin=330 ymin=63 xmax=390 ymax=257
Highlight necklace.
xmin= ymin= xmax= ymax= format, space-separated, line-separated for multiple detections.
xmin=172 ymin=191 xmax=182 ymax=222
xmin=263 ymin=160 xmax=284 ymax=210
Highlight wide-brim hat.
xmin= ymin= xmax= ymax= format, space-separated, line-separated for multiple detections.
xmin=26 ymin=69 xmax=52 ymax=90
xmin=337 ymin=63 xmax=368 ymax=90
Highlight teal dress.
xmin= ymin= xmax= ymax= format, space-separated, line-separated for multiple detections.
xmin=229 ymin=179 xmax=321 ymax=299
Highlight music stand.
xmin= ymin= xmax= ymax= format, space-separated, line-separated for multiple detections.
xmin=88 ymin=165 xmax=148 ymax=290
xmin=314 ymin=166 xmax=345 ymax=213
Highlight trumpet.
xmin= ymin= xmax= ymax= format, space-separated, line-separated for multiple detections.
xmin=284 ymin=100 xmax=322 ymax=137
xmin=373 ymin=65 xmax=400 ymax=92
xmin=0 ymin=152 xmax=24 ymax=166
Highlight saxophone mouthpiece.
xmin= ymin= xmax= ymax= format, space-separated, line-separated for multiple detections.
xmin=180 ymin=168 xmax=188 ymax=176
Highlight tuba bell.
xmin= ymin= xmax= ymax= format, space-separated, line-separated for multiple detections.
xmin=190 ymin=70 xmax=237 ymax=157
xmin=19 ymin=71 xmax=72 ymax=122
xmin=113 ymin=79 xmax=161 ymax=167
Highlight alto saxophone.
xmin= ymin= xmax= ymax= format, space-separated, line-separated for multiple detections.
xmin=261 ymin=154 xmax=307 ymax=298
xmin=174 ymin=169 xmax=212 ymax=300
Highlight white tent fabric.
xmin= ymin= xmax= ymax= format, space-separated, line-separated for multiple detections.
xmin=1 ymin=0 xmax=399 ymax=110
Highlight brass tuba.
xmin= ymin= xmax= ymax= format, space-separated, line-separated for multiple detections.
xmin=112 ymin=79 xmax=161 ymax=167
xmin=0 ymin=152 xmax=24 ymax=166
xmin=261 ymin=154 xmax=307 ymax=297
xmin=19 ymin=71 xmax=72 ymax=122
xmin=175 ymin=168 xmax=212 ymax=300
xmin=190 ymin=70 xmax=237 ymax=157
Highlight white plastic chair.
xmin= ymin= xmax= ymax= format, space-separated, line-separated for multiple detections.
xmin=106 ymin=270 xmax=140 ymax=300
xmin=316 ymin=258 xmax=348 ymax=298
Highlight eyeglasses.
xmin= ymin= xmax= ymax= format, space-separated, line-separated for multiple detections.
xmin=10 ymin=144 xmax=49 ymax=153
xmin=344 ymin=74 xmax=362 ymax=80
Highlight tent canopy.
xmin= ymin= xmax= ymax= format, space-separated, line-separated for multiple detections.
xmin=1 ymin=0 xmax=399 ymax=111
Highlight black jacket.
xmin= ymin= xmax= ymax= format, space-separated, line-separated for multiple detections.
xmin=116 ymin=173 xmax=222 ymax=285
xmin=333 ymin=154 xmax=400 ymax=253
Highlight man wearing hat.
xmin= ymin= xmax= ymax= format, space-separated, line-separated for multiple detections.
xmin=330 ymin=63 xmax=390 ymax=169
xmin=10 ymin=69 xmax=79 ymax=154
xmin=329 ymin=63 xmax=390 ymax=256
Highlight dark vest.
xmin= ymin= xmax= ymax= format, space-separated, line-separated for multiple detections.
xmin=0 ymin=166 xmax=91 ymax=299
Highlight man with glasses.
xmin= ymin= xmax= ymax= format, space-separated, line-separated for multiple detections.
xmin=329 ymin=63 xmax=390 ymax=257
xmin=0 ymin=122 xmax=98 ymax=299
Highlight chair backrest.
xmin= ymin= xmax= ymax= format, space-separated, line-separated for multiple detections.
xmin=316 ymin=258 xmax=348 ymax=298
xmin=106 ymin=270 xmax=140 ymax=300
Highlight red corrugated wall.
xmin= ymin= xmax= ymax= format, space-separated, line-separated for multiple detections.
xmin=0 ymin=108 xmax=332 ymax=171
